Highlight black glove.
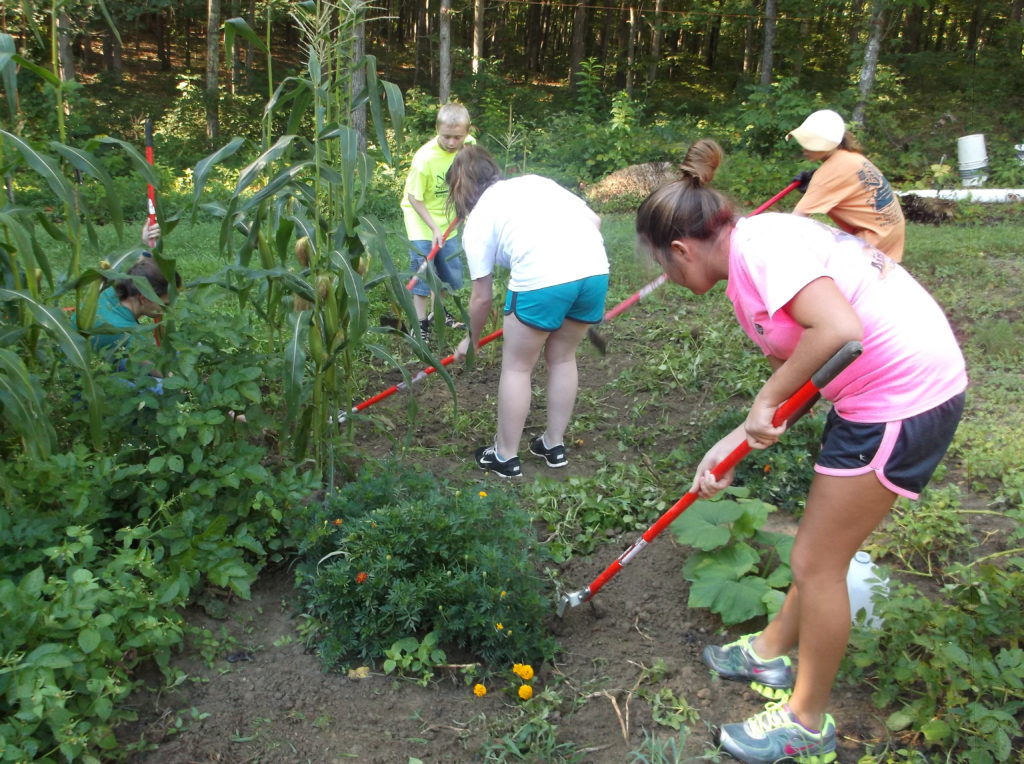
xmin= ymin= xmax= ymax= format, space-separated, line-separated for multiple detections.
xmin=793 ymin=169 xmax=815 ymax=193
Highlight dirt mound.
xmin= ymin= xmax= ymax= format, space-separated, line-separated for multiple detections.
xmin=901 ymin=194 xmax=957 ymax=224
xmin=585 ymin=162 xmax=680 ymax=209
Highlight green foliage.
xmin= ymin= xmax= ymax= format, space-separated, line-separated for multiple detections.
xmin=728 ymin=77 xmax=830 ymax=158
xmin=527 ymin=461 xmax=667 ymax=562
xmin=845 ymin=555 xmax=1024 ymax=762
xmin=870 ymin=485 xmax=973 ymax=577
xmin=670 ymin=488 xmax=793 ymax=624
xmin=382 ymin=631 xmax=447 ymax=686
xmin=295 ymin=464 xmax=557 ymax=670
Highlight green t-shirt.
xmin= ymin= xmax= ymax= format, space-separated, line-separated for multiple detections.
xmin=400 ymin=134 xmax=476 ymax=240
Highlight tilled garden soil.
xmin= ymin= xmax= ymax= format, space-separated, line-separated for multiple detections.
xmin=121 ymin=316 xmax=916 ymax=762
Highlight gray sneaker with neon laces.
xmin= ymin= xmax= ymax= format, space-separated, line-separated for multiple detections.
xmin=717 ymin=702 xmax=836 ymax=764
xmin=702 ymin=633 xmax=794 ymax=701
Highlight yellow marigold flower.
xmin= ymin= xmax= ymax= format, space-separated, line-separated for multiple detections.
xmin=478 ymin=490 xmax=488 ymax=498
xmin=473 ymin=683 xmax=487 ymax=697
xmin=513 ymin=664 xmax=534 ymax=681
xmin=500 ymin=590 xmax=507 ymax=598
xmin=518 ymin=684 xmax=533 ymax=700
xmin=495 ymin=623 xmax=503 ymax=631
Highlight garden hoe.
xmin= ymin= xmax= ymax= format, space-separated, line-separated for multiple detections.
xmin=583 ymin=179 xmax=801 ymax=355
xmin=556 ymin=339 xmax=862 ymax=618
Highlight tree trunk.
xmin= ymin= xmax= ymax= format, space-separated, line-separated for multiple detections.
xmin=472 ymin=0 xmax=484 ymax=73
xmin=759 ymin=0 xmax=776 ymax=85
xmin=1011 ymin=0 xmax=1023 ymax=55
xmin=206 ymin=0 xmax=221 ymax=139
xmin=414 ymin=0 xmax=429 ymax=88
xmin=245 ymin=0 xmax=256 ymax=89
xmin=965 ymin=0 xmax=983 ymax=62
xmin=852 ymin=0 xmax=885 ymax=126
xmin=704 ymin=13 xmax=720 ymax=69
xmin=525 ymin=0 xmax=542 ymax=71
xmin=57 ymin=11 xmax=76 ymax=83
xmin=567 ymin=0 xmax=588 ymax=91
xmin=626 ymin=5 xmax=637 ymax=96
xmin=439 ymin=0 xmax=451 ymax=101
xmin=646 ymin=0 xmax=663 ymax=84
xmin=743 ymin=17 xmax=756 ymax=74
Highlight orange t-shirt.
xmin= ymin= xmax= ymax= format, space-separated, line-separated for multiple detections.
xmin=795 ymin=149 xmax=905 ymax=262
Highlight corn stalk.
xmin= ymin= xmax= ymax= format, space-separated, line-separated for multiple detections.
xmin=193 ymin=0 xmax=446 ymax=478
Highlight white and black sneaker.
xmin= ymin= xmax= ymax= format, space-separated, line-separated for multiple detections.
xmin=444 ymin=309 xmax=465 ymax=330
xmin=419 ymin=318 xmax=431 ymax=342
xmin=529 ymin=435 xmax=568 ymax=468
xmin=475 ymin=445 xmax=522 ymax=478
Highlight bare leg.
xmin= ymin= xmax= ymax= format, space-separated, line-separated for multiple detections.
xmin=540 ymin=319 xmax=590 ymax=445
xmin=413 ymin=293 xmax=430 ymax=321
xmin=494 ymin=313 xmax=548 ymax=459
xmin=755 ymin=471 xmax=896 ymax=730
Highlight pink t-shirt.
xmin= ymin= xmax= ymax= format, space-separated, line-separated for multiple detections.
xmin=725 ymin=214 xmax=967 ymax=422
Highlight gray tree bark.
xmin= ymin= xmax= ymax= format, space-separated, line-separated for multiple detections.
xmin=759 ymin=0 xmax=776 ymax=85
xmin=439 ymin=0 xmax=451 ymax=102
xmin=206 ymin=0 xmax=221 ymax=139
xmin=472 ymin=0 xmax=485 ymax=73
xmin=852 ymin=0 xmax=886 ymax=126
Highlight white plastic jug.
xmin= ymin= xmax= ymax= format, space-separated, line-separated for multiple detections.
xmin=846 ymin=551 xmax=888 ymax=629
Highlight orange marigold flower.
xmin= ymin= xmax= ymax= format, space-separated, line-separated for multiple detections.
xmin=355 ymin=572 xmax=368 ymax=584
xmin=473 ymin=683 xmax=487 ymax=697
xmin=764 ymin=464 xmax=772 ymax=473
xmin=513 ymin=664 xmax=534 ymax=681
xmin=518 ymin=684 xmax=533 ymax=700
xmin=332 ymin=518 xmax=343 ymax=526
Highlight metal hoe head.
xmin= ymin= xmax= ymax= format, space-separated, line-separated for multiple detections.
xmin=556 ymin=586 xmax=591 ymax=617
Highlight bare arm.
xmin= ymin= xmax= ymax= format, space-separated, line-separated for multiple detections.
xmin=455 ymin=274 xmax=494 ymax=361
xmin=407 ymin=194 xmax=443 ymax=247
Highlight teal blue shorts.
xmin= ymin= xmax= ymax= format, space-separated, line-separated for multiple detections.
xmin=503 ymin=274 xmax=609 ymax=332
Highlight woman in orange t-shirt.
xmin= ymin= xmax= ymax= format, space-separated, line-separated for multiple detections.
xmin=788 ymin=109 xmax=905 ymax=262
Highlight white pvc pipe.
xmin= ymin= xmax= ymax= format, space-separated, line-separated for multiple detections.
xmin=898 ymin=189 xmax=1024 ymax=203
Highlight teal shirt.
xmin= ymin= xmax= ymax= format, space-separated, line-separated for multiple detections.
xmin=76 ymin=288 xmax=138 ymax=352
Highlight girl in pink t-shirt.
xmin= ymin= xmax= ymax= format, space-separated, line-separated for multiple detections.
xmin=634 ymin=139 xmax=966 ymax=764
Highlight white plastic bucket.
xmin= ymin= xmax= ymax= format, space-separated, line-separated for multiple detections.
xmin=846 ymin=551 xmax=888 ymax=629
xmin=957 ymin=134 xmax=988 ymax=187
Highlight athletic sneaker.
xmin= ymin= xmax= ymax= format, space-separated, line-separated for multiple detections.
xmin=717 ymin=702 xmax=836 ymax=764
xmin=419 ymin=318 xmax=431 ymax=343
xmin=475 ymin=446 xmax=522 ymax=478
xmin=702 ymin=633 xmax=794 ymax=701
xmin=529 ymin=436 xmax=568 ymax=468
xmin=444 ymin=310 xmax=465 ymax=330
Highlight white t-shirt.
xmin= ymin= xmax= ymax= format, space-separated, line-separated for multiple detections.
xmin=461 ymin=175 xmax=609 ymax=292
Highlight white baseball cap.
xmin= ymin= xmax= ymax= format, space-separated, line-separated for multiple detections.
xmin=786 ymin=109 xmax=846 ymax=152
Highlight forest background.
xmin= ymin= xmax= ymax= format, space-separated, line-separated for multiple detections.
xmin=1 ymin=0 xmax=1024 ymax=762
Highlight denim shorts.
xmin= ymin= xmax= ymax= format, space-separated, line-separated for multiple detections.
xmin=409 ymin=238 xmax=464 ymax=297
xmin=502 ymin=274 xmax=609 ymax=332
xmin=815 ymin=392 xmax=965 ymax=499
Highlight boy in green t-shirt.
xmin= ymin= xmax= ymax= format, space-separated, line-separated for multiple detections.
xmin=400 ymin=102 xmax=474 ymax=341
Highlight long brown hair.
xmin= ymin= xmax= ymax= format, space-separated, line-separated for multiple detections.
xmin=446 ymin=145 xmax=503 ymax=220
xmin=635 ymin=139 xmax=737 ymax=254
xmin=838 ymin=130 xmax=863 ymax=154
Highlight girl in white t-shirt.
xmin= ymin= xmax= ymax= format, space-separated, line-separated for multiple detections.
xmin=448 ymin=145 xmax=609 ymax=478
xmin=634 ymin=139 xmax=966 ymax=764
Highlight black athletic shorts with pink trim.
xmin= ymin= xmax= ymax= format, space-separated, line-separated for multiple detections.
xmin=814 ymin=392 xmax=965 ymax=499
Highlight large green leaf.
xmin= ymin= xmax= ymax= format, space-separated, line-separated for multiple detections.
xmin=682 ymin=542 xmax=760 ymax=585
xmin=689 ymin=574 xmax=772 ymax=625
xmin=50 ymin=142 xmax=124 ymax=239
xmin=0 ymin=130 xmax=74 ymax=209
xmin=191 ymin=137 xmax=246 ymax=210
xmin=0 ymin=347 xmax=55 ymax=459
xmin=223 ymin=16 xmax=268 ymax=63
xmin=670 ymin=499 xmax=748 ymax=551
xmin=284 ymin=309 xmax=310 ymax=417
xmin=8 ymin=52 xmax=60 ymax=86
xmin=92 ymin=136 xmax=159 ymax=189
xmin=235 ymin=134 xmax=302 ymax=195
xmin=0 ymin=35 xmax=18 ymax=122
xmin=0 ymin=288 xmax=103 ymax=448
